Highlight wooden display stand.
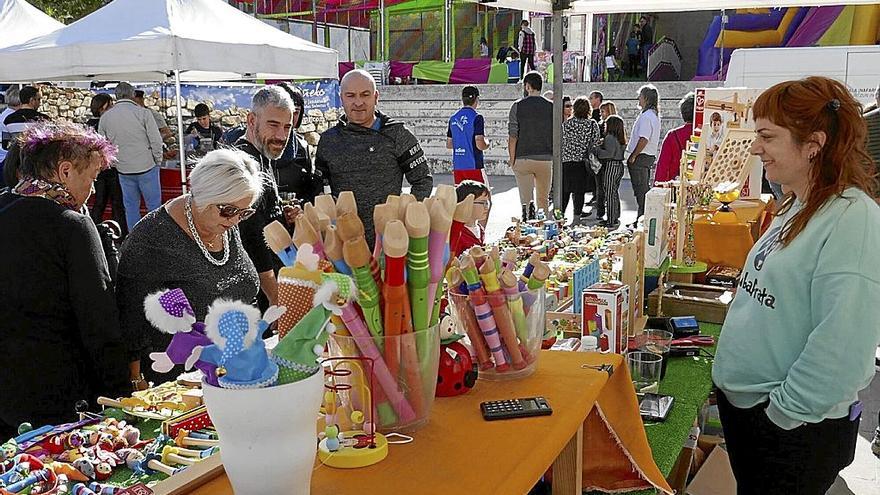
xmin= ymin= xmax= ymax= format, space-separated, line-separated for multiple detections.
xmin=614 ymin=230 xmax=647 ymax=335
xmin=152 ymin=454 xmax=225 ymax=495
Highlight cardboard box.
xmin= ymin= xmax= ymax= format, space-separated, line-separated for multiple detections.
xmin=687 ymin=444 xmax=736 ymax=495
xmin=644 ymin=187 xmax=673 ymax=269
xmin=582 ymin=282 xmax=629 ymax=353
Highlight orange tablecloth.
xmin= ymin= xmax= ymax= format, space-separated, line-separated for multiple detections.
xmin=182 ymin=351 xmax=671 ymax=495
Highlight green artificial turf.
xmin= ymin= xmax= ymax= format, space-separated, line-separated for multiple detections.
xmin=586 ymin=323 xmax=721 ymax=495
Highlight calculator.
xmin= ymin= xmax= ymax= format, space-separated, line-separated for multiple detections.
xmin=480 ymin=397 xmax=553 ymax=421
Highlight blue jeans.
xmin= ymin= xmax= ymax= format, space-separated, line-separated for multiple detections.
xmin=118 ymin=166 xmax=161 ymax=231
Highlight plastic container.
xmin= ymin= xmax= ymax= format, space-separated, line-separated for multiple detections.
xmin=328 ymin=324 xmax=440 ymax=433
xmin=447 ymin=287 xmax=545 ymax=381
xmin=627 ymin=351 xmax=663 ymax=394
xmin=202 ymin=369 xmax=324 ymax=495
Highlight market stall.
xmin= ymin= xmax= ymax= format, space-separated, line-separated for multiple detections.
xmin=0 ymin=0 xmax=338 ymax=192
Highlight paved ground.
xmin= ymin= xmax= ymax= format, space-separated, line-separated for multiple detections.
xmin=410 ymin=174 xmax=879 ymax=494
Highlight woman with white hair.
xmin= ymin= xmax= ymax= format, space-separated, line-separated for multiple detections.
xmin=116 ymin=148 xmax=263 ymax=386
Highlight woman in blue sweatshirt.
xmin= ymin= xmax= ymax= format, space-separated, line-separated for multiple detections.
xmin=713 ymin=76 xmax=880 ymax=494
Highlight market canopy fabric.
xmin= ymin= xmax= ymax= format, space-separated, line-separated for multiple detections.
xmin=469 ymin=0 xmax=880 ymax=16
xmin=0 ymin=0 xmax=63 ymax=49
xmin=0 ymin=0 xmax=338 ymax=82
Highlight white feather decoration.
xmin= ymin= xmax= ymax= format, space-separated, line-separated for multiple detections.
xmin=143 ymin=289 xmax=196 ymax=334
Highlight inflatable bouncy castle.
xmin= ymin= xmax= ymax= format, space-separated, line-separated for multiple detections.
xmin=696 ymin=5 xmax=880 ymax=79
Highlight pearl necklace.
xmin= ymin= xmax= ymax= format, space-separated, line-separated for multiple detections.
xmin=185 ymin=195 xmax=229 ymax=266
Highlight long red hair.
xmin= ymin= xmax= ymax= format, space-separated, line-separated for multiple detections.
xmin=753 ymin=76 xmax=877 ymax=246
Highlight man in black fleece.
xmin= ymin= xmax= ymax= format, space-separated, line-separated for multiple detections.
xmin=234 ymin=86 xmax=300 ymax=308
xmin=316 ymin=70 xmax=433 ymax=247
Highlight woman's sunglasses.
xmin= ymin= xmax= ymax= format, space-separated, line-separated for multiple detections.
xmin=216 ymin=204 xmax=256 ymax=220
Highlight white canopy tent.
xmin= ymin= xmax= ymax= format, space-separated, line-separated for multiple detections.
xmin=0 ymin=0 xmax=339 ymax=191
xmin=0 ymin=0 xmax=63 ymax=49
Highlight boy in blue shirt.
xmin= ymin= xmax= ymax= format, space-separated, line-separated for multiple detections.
xmin=447 ymin=86 xmax=489 ymax=185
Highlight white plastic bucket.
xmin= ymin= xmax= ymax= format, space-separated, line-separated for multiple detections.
xmin=202 ymin=370 xmax=324 ymax=494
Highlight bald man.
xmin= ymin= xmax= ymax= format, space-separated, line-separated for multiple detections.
xmin=316 ymin=69 xmax=433 ymax=247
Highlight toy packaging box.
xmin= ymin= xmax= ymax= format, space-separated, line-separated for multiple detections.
xmin=644 ymin=187 xmax=672 ymax=270
xmin=581 ymin=282 xmax=630 ymax=354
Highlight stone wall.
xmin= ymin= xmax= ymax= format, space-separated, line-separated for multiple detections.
xmin=36 ymin=86 xmax=342 ymax=146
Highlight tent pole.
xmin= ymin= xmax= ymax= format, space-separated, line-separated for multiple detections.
xmin=312 ymin=0 xmax=319 ymax=43
xmin=583 ymin=13 xmax=593 ymax=82
xmin=379 ymin=0 xmax=386 ymax=61
xmin=443 ymin=0 xmax=450 ymax=62
xmin=551 ymin=8 xmax=563 ymax=212
xmin=175 ymin=70 xmax=187 ymax=195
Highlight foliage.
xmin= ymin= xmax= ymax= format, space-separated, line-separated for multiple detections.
xmin=30 ymin=0 xmax=106 ymax=24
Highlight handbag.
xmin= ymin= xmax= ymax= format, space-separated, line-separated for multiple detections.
xmin=585 ymin=148 xmax=603 ymax=174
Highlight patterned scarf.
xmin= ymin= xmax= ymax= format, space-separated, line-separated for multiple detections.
xmin=12 ymin=176 xmax=79 ymax=211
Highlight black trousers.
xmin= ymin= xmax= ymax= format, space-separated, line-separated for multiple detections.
xmin=717 ymin=389 xmax=859 ymax=495
xmin=593 ymin=165 xmax=606 ymax=217
xmin=560 ymin=161 xmax=587 ymax=217
xmin=90 ymin=168 xmax=127 ymax=235
xmin=520 ymin=53 xmax=535 ymax=77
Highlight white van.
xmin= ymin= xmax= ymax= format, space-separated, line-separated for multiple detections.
xmin=725 ymin=45 xmax=880 ymax=104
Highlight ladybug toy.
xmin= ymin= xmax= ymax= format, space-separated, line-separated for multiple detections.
xmin=435 ymin=314 xmax=478 ymax=397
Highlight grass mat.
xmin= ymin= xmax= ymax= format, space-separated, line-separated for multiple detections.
xmin=101 ymin=408 xmax=168 ymax=486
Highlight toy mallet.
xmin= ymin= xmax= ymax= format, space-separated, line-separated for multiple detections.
xmin=263 ymin=221 xmax=297 ymax=267
xmin=175 ymin=430 xmax=218 ymax=448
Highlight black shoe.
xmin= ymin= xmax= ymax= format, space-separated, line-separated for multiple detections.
xmin=528 ymin=202 xmax=536 ymax=221
xmin=587 ymin=198 xmax=597 ymax=206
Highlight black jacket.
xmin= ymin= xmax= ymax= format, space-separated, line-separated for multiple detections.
xmin=234 ymin=138 xmax=285 ymax=273
xmin=315 ymin=111 xmax=432 ymax=247
xmin=275 ymin=133 xmax=322 ymax=206
xmin=0 ymin=193 xmax=128 ymax=437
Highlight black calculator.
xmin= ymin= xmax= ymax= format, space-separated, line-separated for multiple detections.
xmin=480 ymin=397 xmax=553 ymax=421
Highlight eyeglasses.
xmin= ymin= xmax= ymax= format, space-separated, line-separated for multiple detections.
xmin=473 ymin=200 xmax=491 ymax=208
xmin=216 ymin=204 xmax=256 ymax=220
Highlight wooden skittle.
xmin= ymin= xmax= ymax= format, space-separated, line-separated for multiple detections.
xmin=323 ymin=225 xmax=351 ymax=275
xmin=263 ymin=220 xmax=296 ymax=267
xmin=314 ymin=194 xmax=337 ymax=224
xmin=469 ymin=246 xmax=488 ymax=272
xmin=335 ymin=191 xmax=357 ymax=217
xmin=292 ymin=214 xmax=325 ymax=259
xmin=489 ymin=245 xmax=501 ymax=273
xmin=427 ymin=200 xmax=452 ymax=327
xmin=342 ymin=238 xmax=384 ymax=340
xmin=450 ymin=194 xmax=474 ymax=255
xmin=404 ymin=202 xmax=431 ymax=332
xmin=500 ymin=269 xmax=530 ymax=347
xmin=460 ymin=257 xmax=509 ymax=371
xmin=304 ymin=202 xmax=331 ymax=233
xmin=447 ymin=267 xmax=493 ymax=371
xmin=381 ymin=220 xmax=410 ymax=380
xmin=479 ymin=261 xmax=527 ymax=369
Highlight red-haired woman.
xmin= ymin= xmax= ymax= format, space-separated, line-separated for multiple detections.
xmin=0 ymin=123 xmax=129 ymax=438
xmin=713 ymin=76 xmax=880 ymax=493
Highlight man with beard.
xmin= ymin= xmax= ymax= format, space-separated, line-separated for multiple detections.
xmin=234 ymin=86 xmax=300 ymax=308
